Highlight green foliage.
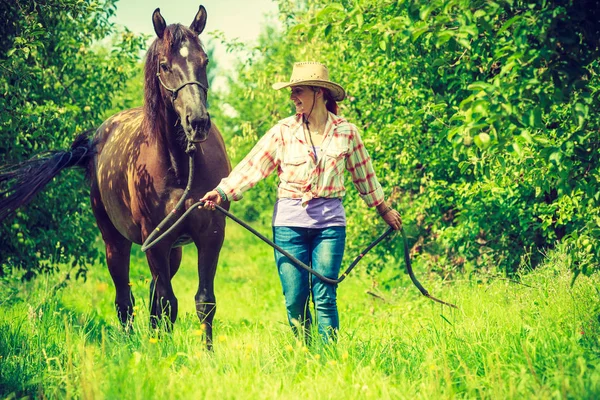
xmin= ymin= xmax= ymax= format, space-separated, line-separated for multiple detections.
xmin=215 ymin=0 xmax=600 ymax=276
xmin=0 ymin=0 xmax=146 ymax=278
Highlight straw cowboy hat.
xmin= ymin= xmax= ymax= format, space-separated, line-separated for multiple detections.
xmin=272 ymin=62 xmax=346 ymax=101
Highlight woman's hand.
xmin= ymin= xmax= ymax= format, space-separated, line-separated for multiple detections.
xmin=377 ymin=202 xmax=402 ymax=230
xmin=382 ymin=208 xmax=402 ymax=230
xmin=199 ymin=190 xmax=222 ymax=210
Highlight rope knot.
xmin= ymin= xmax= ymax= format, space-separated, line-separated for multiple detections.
xmin=185 ymin=142 xmax=197 ymax=155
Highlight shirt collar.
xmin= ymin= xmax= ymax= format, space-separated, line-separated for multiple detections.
xmin=286 ymin=112 xmax=344 ymax=144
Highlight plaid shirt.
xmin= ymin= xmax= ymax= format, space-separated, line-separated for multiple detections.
xmin=217 ymin=113 xmax=384 ymax=207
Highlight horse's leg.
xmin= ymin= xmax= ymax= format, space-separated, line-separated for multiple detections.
xmin=91 ymin=193 xmax=134 ymax=328
xmin=106 ymin=238 xmax=134 ymax=328
xmin=194 ymin=230 xmax=225 ymax=350
xmin=146 ymin=244 xmax=178 ymax=330
xmin=170 ymin=246 xmax=182 ymax=278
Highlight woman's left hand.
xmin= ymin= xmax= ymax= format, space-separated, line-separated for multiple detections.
xmin=382 ymin=208 xmax=402 ymax=230
xmin=199 ymin=190 xmax=222 ymax=210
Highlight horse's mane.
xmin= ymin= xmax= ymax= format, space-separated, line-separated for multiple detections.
xmin=142 ymin=24 xmax=204 ymax=133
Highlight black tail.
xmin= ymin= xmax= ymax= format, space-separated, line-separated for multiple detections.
xmin=0 ymin=129 xmax=97 ymax=222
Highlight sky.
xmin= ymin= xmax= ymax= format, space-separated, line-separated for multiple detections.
xmin=111 ymin=0 xmax=280 ymax=89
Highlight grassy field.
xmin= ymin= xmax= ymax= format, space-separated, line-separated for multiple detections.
xmin=1 ymin=221 xmax=599 ymax=399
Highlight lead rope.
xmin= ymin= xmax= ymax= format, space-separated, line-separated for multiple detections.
xmin=140 ymin=147 xmax=196 ymax=252
xmin=142 ymin=153 xmax=457 ymax=309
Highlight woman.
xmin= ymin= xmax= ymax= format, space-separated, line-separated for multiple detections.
xmin=201 ymin=61 xmax=402 ymax=342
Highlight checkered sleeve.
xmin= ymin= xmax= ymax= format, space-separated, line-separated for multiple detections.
xmin=217 ymin=126 xmax=280 ymax=201
xmin=345 ymin=125 xmax=384 ymax=207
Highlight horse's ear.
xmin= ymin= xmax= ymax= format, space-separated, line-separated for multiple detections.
xmin=190 ymin=5 xmax=207 ymax=35
xmin=152 ymin=8 xmax=167 ymax=39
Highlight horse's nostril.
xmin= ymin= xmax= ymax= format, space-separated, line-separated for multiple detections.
xmin=186 ymin=116 xmax=210 ymax=134
xmin=184 ymin=108 xmax=209 ymax=131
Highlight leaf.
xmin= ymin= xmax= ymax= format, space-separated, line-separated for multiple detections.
xmin=528 ymin=107 xmax=542 ymax=128
xmin=287 ymin=23 xmax=307 ymax=37
xmin=456 ymin=37 xmax=472 ymax=49
xmin=511 ymin=142 xmax=524 ymax=157
xmin=533 ymin=135 xmax=550 ymax=145
xmin=458 ymin=161 xmax=471 ymax=173
xmin=316 ymin=3 xmax=345 ymax=22
xmin=574 ymin=102 xmax=588 ymax=129
xmin=451 ymin=133 xmax=464 ymax=145
xmin=500 ymin=61 xmax=516 ymax=74
xmin=520 ymin=130 xmax=534 ymax=144
xmin=432 ymin=58 xmax=445 ymax=67
xmin=497 ymin=155 xmax=506 ymax=168
xmin=467 ymin=81 xmax=494 ymax=91
xmin=420 ymin=5 xmax=433 ymax=20
xmin=388 ymin=16 xmax=407 ymax=31
xmin=497 ymin=15 xmax=522 ymax=36
xmin=471 ymin=100 xmax=489 ymax=116
xmin=435 ymin=31 xmax=453 ymax=46
xmin=430 ymin=102 xmax=447 ymax=112
xmin=473 ymin=9 xmax=487 ymax=19
xmin=307 ymin=24 xmax=317 ymax=40
xmin=462 ymin=25 xmax=479 ymax=37
xmin=447 ymin=126 xmax=463 ymax=141
xmin=459 ymin=94 xmax=476 ymax=110
xmin=549 ymin=151 xmax=562 ymax=165
xmin=356 ymin=13 xmax=364 ymax=28
xmin=411 ymin=25 xmax=429 ymax=42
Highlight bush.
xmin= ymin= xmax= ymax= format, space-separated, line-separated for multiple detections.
xmin=214 ymin=0 xmax=600 ymax=277
xmin=0 ymin=0 xmax=145 ymax=279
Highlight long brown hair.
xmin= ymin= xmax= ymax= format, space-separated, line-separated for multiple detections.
xmin=310 ymin=86 xmax=338 ymax=115
xmin=323 ymin=89 xmax=338 ymax=115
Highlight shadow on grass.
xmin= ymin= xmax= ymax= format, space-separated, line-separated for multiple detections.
xmin=0 ymin=316 xmax=54 ymax=398
xmin=0 ymin=295 xmax=130 ymax=398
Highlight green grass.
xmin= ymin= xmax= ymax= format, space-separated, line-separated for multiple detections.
xmin=1 ymin=222 xmax=599 ymax=399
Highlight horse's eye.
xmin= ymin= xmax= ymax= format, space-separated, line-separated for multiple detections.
xmin=160 ymin=63 xmax=169 ymax=72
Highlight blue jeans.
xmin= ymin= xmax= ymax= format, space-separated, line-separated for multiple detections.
xmin=273 ymin=226 xmax=346 ymax=342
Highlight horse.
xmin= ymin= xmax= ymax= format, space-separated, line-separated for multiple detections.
xmin=0 ymin=6 xmax=231 ymax=349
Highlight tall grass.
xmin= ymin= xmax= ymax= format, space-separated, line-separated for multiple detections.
xmin=1 ymin=222 xmax=599 ymax=399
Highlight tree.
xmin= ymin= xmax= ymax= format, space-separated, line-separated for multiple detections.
xmin=0 ymin=0 xmax=145 ymax=279
xmin=215 ymin=0 xmax=600 ymax=277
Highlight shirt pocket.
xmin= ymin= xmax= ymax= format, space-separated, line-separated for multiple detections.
xmin=324 ymin=147 xmax=349 ymax=175
xmin=281 ymin=156 xmax=309 ymax=184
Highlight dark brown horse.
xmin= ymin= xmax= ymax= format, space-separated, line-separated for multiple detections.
xmin=0 ymin=6 xmax=230 ymax=348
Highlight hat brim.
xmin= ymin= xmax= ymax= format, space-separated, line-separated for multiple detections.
xmin=272 ymin=80 xmax=346 ymax=102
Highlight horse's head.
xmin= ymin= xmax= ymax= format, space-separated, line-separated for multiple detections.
xmin=150 ymin=6 xmax=211 ymax=144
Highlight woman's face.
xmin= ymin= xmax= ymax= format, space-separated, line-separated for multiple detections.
xmin=290 ymin=86 xmax=316 ymax=115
